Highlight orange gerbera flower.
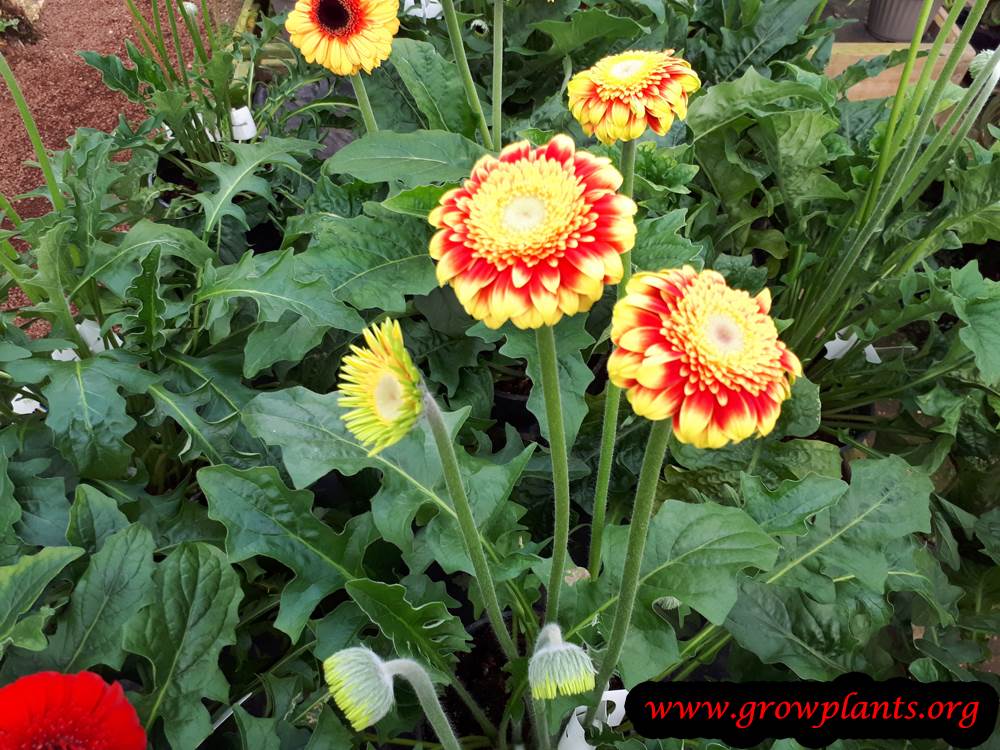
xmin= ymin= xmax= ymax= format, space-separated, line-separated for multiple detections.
xmin=286 ymin=0 xmax=400 ymax=76
xmin=568 ymin=50 xmax=700 ymax=145
xmin=608 ymin=267 xmax=802 ymax=449
xmin=429 ymin=135 xmax=637 ymax=329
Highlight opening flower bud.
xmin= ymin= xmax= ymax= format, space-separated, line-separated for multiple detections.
xmin=529 ymin=624 xmax=596 ymax=700
xmin=323 ymin=647 xmax=395 ymax=731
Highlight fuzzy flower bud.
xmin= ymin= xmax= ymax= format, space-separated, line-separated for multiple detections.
xmin=323 ymin=648 xmax=395 ymax=731
xmin=970 ymin=49 xmax=997 ymax=80
xmin=529 ymin=624 xmax=596 ymax=700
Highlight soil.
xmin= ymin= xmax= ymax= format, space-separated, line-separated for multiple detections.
xmin=0 ymin=0 xmax=239 ymax=333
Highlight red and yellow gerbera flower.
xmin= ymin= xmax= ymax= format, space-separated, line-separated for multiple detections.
xmin=608 ymin=266 xmax=802 ymax=449
xmin=286 ymin=0 xmax=400 ymax=76
xmin=0 ymin=671 xmax=147 ymax=750
xmin=568 ymin=50 xmax=701 ymax=145
xmin=429 ymin=135 xmax=637 ymax=329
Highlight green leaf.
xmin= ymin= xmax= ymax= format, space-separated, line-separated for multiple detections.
xmin=775 ymin=376 xmax=822 ymax=438
xmin=40 ymin=524 xmax=155 ymax=671
xmin=346 ymin=579 xmax=471 ymax=671
xmin=76 ymin=220 xmax=213 ymax=299
xmin=476 ymin=315 xmax=595 ymax=446
xmin=242 ymin=390 xmax=529 ymax=565
xmin=322 ymin=130 xmax=487 ymax=189
xmin=234 ymin=707 xmax=280 ymax=750
xmin=78 ymin=50 xmax=143 ymax=101
xmin=706 ymin=0 xmax=825 ymax=80
xmin=0 ymin=547 xmax=83 ymax=657
xmin=631 ymin=209 xmax=703 ymax=272
xmin=750 ymin=110 xmax=849 ymax=217
xmin=725 ymin=576 xmax=889 ymax=680
xmin=770 ymin=456 xmax=933 ymax=592
xmin=382 ymin=184 xmax=457 ymax=219
xmin=951 ymin=262 xmax=1000 ymax=385
xmin=531 ymin=9 xmax=646 ymax=57
xmin=0 ymin=455 xmax=21 ymax=564
xmin=122 ymin=246 xmax=167 ymax=354
xmin=391 ymin=39 xmax=476 ymax=135
xmin=687 ymin=68 xmax=833 ymax=141
xmin=7 ymin=352 xmax=156 ymax=479
xmin=194 ymin=138 xmax=318 ymax=234
xmin=198 ymin=465 xmax=376 ymax=640
xmin=66 ymin=484 xmax=130 ymax=551
xmin=195 ymin=249 xmax=363 ymax=372
xmin=740 ymin=473 xmax=847 ymax=535
xmin=124 ymin=543 xmax=242 ymax=750
xmin=605 ymin=500 xmax=778 ymax=626
xmin=296 ymin=209 xmax=437 ymax=314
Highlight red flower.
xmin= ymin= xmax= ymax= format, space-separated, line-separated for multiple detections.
xmin=0 ymin=671 xmax=147 ymax=750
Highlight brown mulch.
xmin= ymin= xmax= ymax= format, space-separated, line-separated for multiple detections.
xmin=0 ymin=0 xmax=238 ymax=335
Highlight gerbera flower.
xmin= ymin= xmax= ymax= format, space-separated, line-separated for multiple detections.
xmin=324 ymin=648 xmax=396 ymax=730
xmin=338 ymin=319 xmax=423 ymax=454
xmin=568 ymin=50 xmax=701 ymax=145
xmin=286 ymin=0 xmax=400 ymax=76
xmin=0 ymin=671 xmax=146 ymax=750
xmin=608 ymin=266 xmax=802 ymax=449
xmin=429 ymin=134 xmax=637 ymax=329
xmin=529 ymin=624 xmax=595 ymax=700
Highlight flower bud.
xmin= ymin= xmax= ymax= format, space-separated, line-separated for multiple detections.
xmin=970 ymin=49 xmax=997 ymax=80
xmin=529 ymin=624 xmax=596 ymax=700
xmin=323 ymin=648 xmax=395 ymax=730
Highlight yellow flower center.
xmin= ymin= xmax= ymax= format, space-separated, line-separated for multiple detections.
xmin=373 ymin=371 xmax=404 ymax=421
xmin=466 ymin=159 xmax=590 ymax=269
xmin=609 ymin=58 xmax=647 ymax=81
xmin=502 ymin=196 xmax=548 ymax=233
xmin=704 ymin=314 xmax=745 ymax=356
xmin=667 ymin=275 xmax=784 ymax=395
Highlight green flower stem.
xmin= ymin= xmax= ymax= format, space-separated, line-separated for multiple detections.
xmin=491 ymin=0 xmax=504 ymax=147
xmin=858 ymin=0 xmax=936 ymax=224
xmin=537 ymin=325 xmax=572 ymax=624
xmin=423 ymin=392 xmax=518 ymax=660
xmin=0 ymin=51 xmax=64 ymax=211
xmin=587 ymin=137 xmax=638 ymax=578
xmin=0 ymin=192 xmax=22 ymax=227
xmin=386 ymin=660 xmax=462 ymax=750
xmin=350 ymin=74 xmax=379 ymax=135
xmin=440 ymin=0 xmax=495 ymax=150
xmin=584 ymin=420 xmax=671 ymax=726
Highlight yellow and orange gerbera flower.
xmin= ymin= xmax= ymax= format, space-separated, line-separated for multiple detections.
xmin=286 ymin=0 xmax=400 ymax=76
xmin=429 ymin=135 xmax=637 ymax=329
xmin=339 ymin=319 xmax=423 ymax=455
xmin=568 ymin=50 xmax=701 ymax=145
xmin=608 ymin=267 xmax=802 ymax=449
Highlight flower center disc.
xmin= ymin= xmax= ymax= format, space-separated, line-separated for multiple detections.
xmin=317 ymin=0 xmax=353 ymax=33
xmin=373 ymin=372 xmax=404 ymax=421
xmin=502 ymin=196 xmax=548 ymax=233
xmin=704 ymin=314 xmax=745 ymax=356
xmin=610 ymin=58 xmax=646 ymax=81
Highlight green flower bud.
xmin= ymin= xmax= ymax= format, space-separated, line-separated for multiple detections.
xmin=529 ymin=624 xmax=596 ymax=700
xmin=323 ymin=648 xmax=394 ymax=731
xmin=970 ymin=49 xmax=997 ymax=80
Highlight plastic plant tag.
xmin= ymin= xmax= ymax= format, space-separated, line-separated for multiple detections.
xmin=823 ymin=330 xmax=881 ymax=364
xmin=558 ymin=689 xmax=629 ymax=750
xmin=402 ymin=0 xmax=443 ymax=19
xmin=230 ymin=106 xmax=257 ymax=141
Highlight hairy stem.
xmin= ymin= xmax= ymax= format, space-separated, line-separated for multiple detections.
xmin=537 ymin=325 xmax=572 ymax=624
xmin=350 ymin=74 xmax=379 ymax=134
xmin=440 ymin=0 xmax=494 ymax=149
xmin=424 ymin=392 xmax=518 ymax=660
xmin=492 ymin=0 xmax=503 ymax=147
xmin=386 ymin=660 xmax=463 ymax=750
xmin=587 ymin=138 xmax=637 ymax=578
xmin=585 ymin=420 xmax=671 ymax=726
